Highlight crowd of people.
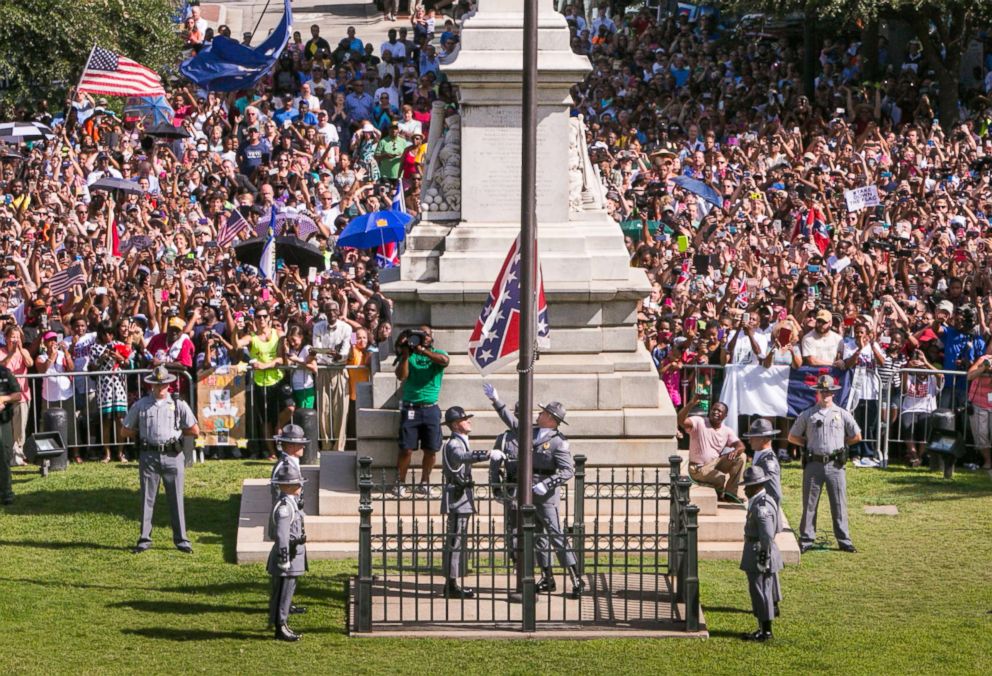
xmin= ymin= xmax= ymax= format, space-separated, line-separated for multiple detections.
xmin=568 ymin=6 xmax=992 ymax=471
xmin=0 ymin=11 xmax=473 ymax=465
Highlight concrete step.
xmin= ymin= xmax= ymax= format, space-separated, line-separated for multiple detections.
xmin=421 ymin=325 xmax=639 ymax=355
xmin=697 ymin=530 xmax=802 ymax=565
xmin=438 ymin=250 xmax=631 ymax=284
xmin=358 ymin=406 xmax=676 ymax=440
xmin=438 ymin=351 xmax=653 ymax=375
xmin=313 ymin=484 xmax=718 ymax=518
xmin=381 ymin=278 xmax=649 ymax=305
xmin=421 ymin=298 xmax=639 ymax=331
xmin=371 ymin=371 xmax=661 ymax=411
xmin=354 ymin=438 xmax=683 ymax=469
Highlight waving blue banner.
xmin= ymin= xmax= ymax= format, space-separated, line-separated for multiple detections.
xmin=180 ymin=0 xmax=292 ymax=92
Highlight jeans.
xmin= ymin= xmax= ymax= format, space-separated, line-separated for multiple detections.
xmin=850 ymin=399 xmax=879 ymax=459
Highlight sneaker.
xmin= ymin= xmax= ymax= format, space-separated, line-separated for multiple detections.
xmin=777 ymin=450 xmax=791 ymax=464
xmin=390 ymin=484 xmax=408 ymax=498
xmin=852 ymin=457 xmax=871 ymax=468
xmin=413 ymin=483 xmax=430 ymax=496
xmin=863 ymin=457 xmax=881 ymax=468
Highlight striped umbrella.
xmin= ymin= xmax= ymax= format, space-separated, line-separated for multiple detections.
xmin=0 ymin=121 xmax=55 ymax=143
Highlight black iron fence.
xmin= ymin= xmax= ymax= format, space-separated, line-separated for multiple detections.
xmin=350 ymin=454 xmax=701 ymax=634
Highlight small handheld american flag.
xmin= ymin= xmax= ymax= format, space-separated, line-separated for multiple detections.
xmin=47 ymin=264 xmax=86 ymax=297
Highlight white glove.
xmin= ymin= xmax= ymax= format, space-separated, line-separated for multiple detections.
xmin=490 ymin=449 xmax=505 ymax=463
xmin=278 ymin=560 xmax=291 ymax=572
xmin=533 ymin=480 xmax=549 ymax=497
xmin=483 ymin=382 xmax=498 ymax=401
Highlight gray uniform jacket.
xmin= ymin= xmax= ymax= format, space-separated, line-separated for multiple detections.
xmin=492 ymin=399 xmax=572 ymax=507
xmin=751 ymin=450 xmax=782 ymax=506
xmin=740 ymin=491 xmax=783 ymax=574
xmin=790 ymin=403 xmax=861 ymax=455
xmin=123 ymin=395 xmax=197 ymax=444
xmin=489 ymin=428 xmax=519 ymax=492
xmin=267 ymin=494 xmax=307 ymax=577
xmin=441 ymin=433 xmax=490 ymax=514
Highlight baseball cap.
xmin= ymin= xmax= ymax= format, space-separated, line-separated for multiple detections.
xmin=815 ymin=309 xmax=833 ymax=323
xmin=937 ymin=300 xmax=954 ymax=314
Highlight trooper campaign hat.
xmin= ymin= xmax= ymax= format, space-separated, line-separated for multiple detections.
xmin=539 ymin=401 xmax=568 ymax=425
xmin=742 ymin=418 xmax=775 ymax=438
xmin=444 ymin=406 xmax=474 ymax=426
xmin=274 ymin=424 xmax=309 ymax=445
xmin=812 ymin=374 xmax=841 ymax=392
xmin=144 ymin=365 xmax=177 ymax=385
xmin=742 ymin=465 xmax=772 ymax=487
xmin=271 ymin=461 xmax=306 ymax=486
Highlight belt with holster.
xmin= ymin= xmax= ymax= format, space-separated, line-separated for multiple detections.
xmin=806 ymin=449 xmax=846 ymax=463
xmin=139 ymin=439 xmax=183 ymax=454
xmin=400 ymin=401 xmax=436 ymax=409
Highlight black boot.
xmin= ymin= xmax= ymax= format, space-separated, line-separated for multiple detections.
xmin=275 ymin=624 xmax=301 ymax=642
xmin=743 ymin=621 xmax=773 ymax=641
xmin=567 ymin=565 xmax=586 ymax=599
xmin=536 ymin=568 xmax=556 ymax=593
xmin=443 ymin=578 xmax=475 ymax=599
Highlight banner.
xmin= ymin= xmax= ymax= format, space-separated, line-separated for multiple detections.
xmin=719 ymin=364 xmax=852 ymax=434
xmin=844 ymin=185 xmax=880 ymax=212
xmin=196 ymin=366 xmax=248 ymax=445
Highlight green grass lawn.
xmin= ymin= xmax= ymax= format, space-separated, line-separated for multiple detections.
xmin=1 ymin=458 xmax=990 ymax=675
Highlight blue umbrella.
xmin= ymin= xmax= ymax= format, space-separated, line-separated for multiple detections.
xmin=124 ymin=96 xmax=175 ymax=125
xmin=337 ymin=210 xmax=412 ymax=250
xmin=672 ymin=175 xmax=724 ymax=208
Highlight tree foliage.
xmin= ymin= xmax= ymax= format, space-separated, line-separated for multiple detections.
xmin=0 ymin=0 xmax=182 ymax=103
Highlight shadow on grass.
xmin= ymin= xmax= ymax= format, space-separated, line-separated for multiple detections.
xmin=109 ymin=599 xmax=265 ymax=614
xmin=0 ymin=539 xmax=131 ymax=552
xmin=122 ymin=626 xmax=337 ymax=641
xmin=877 ymin=473 xmax=992 ymax=501
xmin=698 ymin=606 xmax=751 ymax=615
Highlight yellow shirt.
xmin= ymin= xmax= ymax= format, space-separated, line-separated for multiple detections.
xmin=347 ymin=347 xmax=370 ymax=400
xmin=250 ymin=331 xmax=283 ymax=387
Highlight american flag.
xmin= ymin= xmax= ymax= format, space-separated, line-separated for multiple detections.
xmin=467 ymin=234 xmax=550 ymax=375
xmin=78 ymin=47 xmax=165 ymax=98
xmin=47 ymin=264 xmax=86 ymax=297
xmin=217 ymin=209 xmax=251 ymax=247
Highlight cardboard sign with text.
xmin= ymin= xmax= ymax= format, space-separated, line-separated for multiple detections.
xmin=196 ymin=366 xmax=247 ymax=445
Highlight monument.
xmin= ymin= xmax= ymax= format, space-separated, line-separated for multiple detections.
xmin=235 ymin=1 xmax=798 ymax=565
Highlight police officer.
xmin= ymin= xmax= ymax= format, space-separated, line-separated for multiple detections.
xmin=270 ymin=424 xmax=308 ymax=509
xmin=123 ymin=366 xmax=199 ymax=554
xmin=268 ymin=462 xmax=308 ymax=642
xmin=484 ymin=384 xmax=585 ymax=599
xmin=489 ymin=402 xmax=519 ymax=563
xmin=743 ymin=418 xmax=782 ymax=506
xmin=743 ymin=417 xmax=783 ymax=614
xmin=740 ymin=465 xmax=783 ymax=642
xmin=0 ymin=360 xmax=23 ymax=506
xmin=441 ymin=405 xmax=499 ymax=599
xmin=788 ymin=374 xmax=861 ymax=554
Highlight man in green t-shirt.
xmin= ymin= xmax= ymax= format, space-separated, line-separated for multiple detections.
xmin=374 ymin=122 xmax=409 ymax=182
xmin=394 ymin=325 xmax=449 ymax=496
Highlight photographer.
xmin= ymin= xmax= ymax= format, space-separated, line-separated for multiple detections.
xmin=393 ymin=324 xmax=449 ymax=496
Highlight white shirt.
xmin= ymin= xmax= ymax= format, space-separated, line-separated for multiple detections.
xmin=86 ymin=167 xmax=123 ymax=185
xmin=311 ymin=318 xmax=352 ymax=366
xmin=316 ymin=121 xmax=339 ymax=148
xmin=380 ymin=40 xmax=407 ymax=60
xmin=67 ymin=332 xmax=97 ymax=393
xmin=801 ymin=329 xmax=842 ymax=364
xmin=37 ymin=350 xmax=74 ymax=402
xmin=373 ymin=86 xmax=400 ymax=110
xmin=289 ymin=344 xmax=315 ymax=390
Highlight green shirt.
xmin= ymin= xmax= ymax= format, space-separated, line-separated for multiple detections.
xmin=401 ymin=348 xmax=447 ymax=405
xmin=375 ymin=136 xmax=409 ymax=180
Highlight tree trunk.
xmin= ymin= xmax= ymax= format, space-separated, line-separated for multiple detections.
xmin=936 ymin=65 xmax=960 ymax=129
xmin=862 ymin=19 xmax=880 ymax=83
xmin=802 ymin=5 xmax=818 ymax=98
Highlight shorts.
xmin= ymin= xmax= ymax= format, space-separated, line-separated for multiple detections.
xmin=293 ymin=387 xmax=316 ymax=409
xmin=398 ymin=403 xmax=441 ymax=453
xmin=970 ymin=406 xmax=992 ymax=448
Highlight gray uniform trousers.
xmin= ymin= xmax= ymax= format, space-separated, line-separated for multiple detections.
xmin=268 ymin=496 xmax=307 ymax=626
xmin=534 ymin=498 xmax=576 ymax=569
xmin=138 ymin=450 xmax=189 ymax=547
xmin=800 ymin=459 xmax=852 ymax=548
xmin=441 ymin=435 xmax=489 ymax=580
xmin=0 ymin=423 xmax=13 ymax=501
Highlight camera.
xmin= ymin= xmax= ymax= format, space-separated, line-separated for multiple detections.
xmin=406 ymin=329 xmax=428 ymax=349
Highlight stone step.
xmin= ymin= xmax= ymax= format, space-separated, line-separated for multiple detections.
xmin=414 ymin=300 xmax=639 ymax=331
xmin=358 ymin=406 xmax=675 ymax=440
xmin=422 ymin=325 xmax=639 ymax=355
xmin=437 ymin=250 xmax=631 ymax=284
xmin=440 ymin=351 xmax=655 ymax=375
xmin=314 ymin=483 xmax=717 ymax=518
xmin=371 ymin=370 xmax=661 ymax=411
xmin=399 ymin=250 xmax=441 ymax=283
xmin=353 ymin=438 xmax=683 ymax=468
xmin=381 ymin=277 xmax=650 ymax=304
xmin=697 ymin=530 xmax=802 ymax=565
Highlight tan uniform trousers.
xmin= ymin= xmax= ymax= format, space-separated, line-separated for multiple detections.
xmin=317 ymin=367 xmax=349 ymax=450
xmin=688 ymin=453 xmax=746 ymax=499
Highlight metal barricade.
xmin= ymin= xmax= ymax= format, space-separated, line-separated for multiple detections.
xmin=21 ymin=368 xmax=194 ymax=460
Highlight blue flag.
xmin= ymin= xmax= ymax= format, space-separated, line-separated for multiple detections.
xmin=180 ymin=0 xmax=292 ymax=92
xmin=786 ymin=366 xmax=852 ymax=417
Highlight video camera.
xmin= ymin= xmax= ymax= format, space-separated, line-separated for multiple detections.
xmin=862 ymin=239 xmax=913 ymax=257
xmin=405 ymin=329 xmax=428 ymax=349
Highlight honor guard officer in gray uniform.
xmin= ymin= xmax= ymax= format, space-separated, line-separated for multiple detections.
xmin=441 ymin=406 xmax=499 ymax=599
xmin=788 ymin=374 xmax=861 ymax=554
xmin=488 ymin=398 xmax=520 ymax=562
xmin=0 ymin=361 xmax=23 ymax=506
xmin=268 ymin=462 xmax=308 ymax=642
xmin=743 ymin=418 xmax=782 ymax=506
xmin=740 ymin=465 xmax=783 ymax=642
xmin=742 ymin=417 xmax=783 ymax=615
xmin=123 ymin=366 xmax=199 ymax=554
xmin=484 ymin=384 xmax=585 ymax=599
xmin=270 ymin=425 xmax=308 ymax=508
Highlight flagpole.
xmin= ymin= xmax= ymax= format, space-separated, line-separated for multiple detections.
xmin=62 ymin=44 xmax=97 ymax=132
xmin=515 ymin=0 xmax=538 ymax=626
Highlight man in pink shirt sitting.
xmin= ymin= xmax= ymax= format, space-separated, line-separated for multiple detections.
xmin=678 ymin=395 xmax=747 ymax=501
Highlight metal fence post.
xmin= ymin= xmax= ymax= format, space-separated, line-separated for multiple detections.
xmin=675 ymin=476 xmax=692 ymax=604
xmin=521 ymin=504 xmax=537 ymax=633
xmin=356 ymin=456 xmax=374 ymax=633
xmin=683 ymin=504 xmax=700 ymax=632
xmin=572 ymin=455 xmax=586 ymax=577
